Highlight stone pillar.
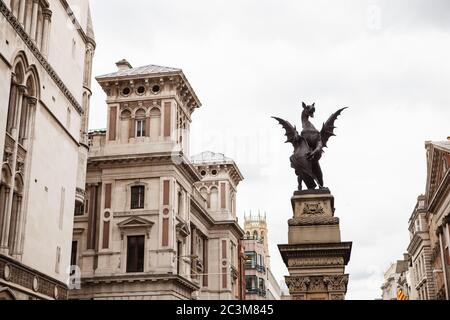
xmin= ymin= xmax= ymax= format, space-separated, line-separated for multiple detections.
xmin=30 ymin=0 xmax=39 ymax=41
xmin=18 ymin=0 xmax=26 ymax=25
xmin=41 ymin=9 xmax=52 ymax=57
xmin=278 ymin=189 xmax=352 ymax=300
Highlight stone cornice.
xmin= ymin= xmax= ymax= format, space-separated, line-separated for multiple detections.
xmin=0 ymin=1 xmax=83 ymax=114
xmin=407 ymin=231 xmax=430 ymax=255
xmin=428 ymin=169 xmax=450 ymax=215
xmin=80 ymin=273 xmax=200 ymax=292
xmin=278 ymin=242 xmax=352 ymax=266
xmin=87 ymin=152 xmax=201 ymax=185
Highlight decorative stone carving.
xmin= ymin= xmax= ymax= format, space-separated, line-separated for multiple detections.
xmin=285 ymin=276 xmax=310 ymax=292
xmin=331 ymin=294 xmax=344 ymax=300
xmin=323 ymin=275 xmax=349 ymax=291
xmin=287 ymin=257 xmax=345 ymax=268
xmin=3 ymin=264 xmax=11 ymax=281
xmin=288 ymin=216 xmax=339 ymax=226
xmin=303 ymin=202 xmax=324 ymax=215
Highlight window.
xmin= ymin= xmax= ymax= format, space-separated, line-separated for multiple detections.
xmin=74 ymin=201 xmax=84 ymax=216
xmin=177 ymin=240 xmax=182 ymax=275
xmin=177 ymin=190 xmax=183 ymax=216
xmin=258 ymin=277 xmax=265 ymax=291
xmin=136 ymin=119 xmax=145 ymax=137
xmin=131 ymin=186 xmax=145 ymax=209
xmin=70 ymin=241 xmax=78 ymax=275
xmin=245 ymin=251 xmax=257 ymax=269
xmin=245 ymin=275 xmax=257 ymax=290
xmin=126 ymin=235 xmax=145 ymax=272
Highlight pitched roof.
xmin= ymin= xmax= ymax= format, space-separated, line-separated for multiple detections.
xmin=190 ymin=151 xmax=234 ymax=164
xmin=431 ymin=140 xmax=450 ymax=152
xmin=96 ymin=64 xmax=182 ymax=80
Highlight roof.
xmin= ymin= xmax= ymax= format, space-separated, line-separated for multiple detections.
xmin=96 ymin=64 xmax=182 ymax=80
xmin=190 ymin=151 xmax=234 ymax=164
xmin=430 ymin=140 xmax=450 ymax=152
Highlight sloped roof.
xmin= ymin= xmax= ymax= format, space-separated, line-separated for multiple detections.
xmin=431 ymin=140 xmax=450 ymax=152
xmin=96 ymin=64 xmax=182 ymax=80
xmin=190 ymin=151 xmax=234 ymax=164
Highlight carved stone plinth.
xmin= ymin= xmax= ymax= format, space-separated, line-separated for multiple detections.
xmin=279 ymin=189 xmax=352 ymax=300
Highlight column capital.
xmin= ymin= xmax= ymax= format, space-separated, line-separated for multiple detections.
xmin=26 ymin=96 xmax=38 ymax=105
xmin=42 ymin=8 xmax=52 ymax=19
xmin=16 ymin=84 xmax=27 ymax=93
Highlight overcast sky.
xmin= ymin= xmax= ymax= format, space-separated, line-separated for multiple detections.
xmin=88 ymin=0 xmax=450 ymax=299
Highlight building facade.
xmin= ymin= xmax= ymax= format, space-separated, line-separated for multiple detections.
xmin=381 ymin=256 xmax=411 ymax=300
xmin=397 ymin=138 xmax=450 ymax=300
xmin=0 ymin=0 xmax=95 ymax=300
xmin=69 ymin=60 xmax=245 ymax=300
xmin=242 ymin=212 xmax=280 ymax=300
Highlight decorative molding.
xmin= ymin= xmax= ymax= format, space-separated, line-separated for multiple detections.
xmin=287 ymin=257 xmax=345 ymax=268
xmin=0 ymin=254 xmax=68 ymax=299
xmin=288 ymin=216 xmax=339 ymax=226
xmin=0 ymin=1 xmax=83 ymax=115
xmin=285 ymin=274 xmax=349 ymax=295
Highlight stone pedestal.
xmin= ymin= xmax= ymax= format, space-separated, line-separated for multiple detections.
xmin=278 ymin=189 xmax=352 ymax=300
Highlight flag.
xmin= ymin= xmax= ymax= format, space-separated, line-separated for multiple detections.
xmin=397 ymin=288 xmax=409 ymax=300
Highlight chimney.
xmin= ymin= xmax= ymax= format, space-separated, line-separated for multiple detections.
xmin=115 ymin=59 xmax=132 ymax=71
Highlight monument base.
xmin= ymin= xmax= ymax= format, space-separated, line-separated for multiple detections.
xmin=278 ymin=189 xmax=352 ymax=300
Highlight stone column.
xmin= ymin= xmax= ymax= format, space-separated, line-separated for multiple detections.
xmin=278 ymin=189 xmax=352 ymax=300
xmin=41 ymin=8 xmax=52 ymax=57
xmin=24 ymin=0 xmax=32 ymax=34
xmin=30 ymin=0 xmax=39 ymax=41
xmin=0 ymin=187 xmax=11 ymax=252
xmin=35 ymin=8 xmax=43 ymax=49
xmin=18 ymin=0 xmax=26 ymax=25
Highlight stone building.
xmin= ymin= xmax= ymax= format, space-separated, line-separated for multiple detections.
xmin=423 ymin=139 xmax=450 ymax=299
xmin=400 ymin=138 xmax=450 ymax=300
xmin=69 ymin=60 xmax=245 ymax=300
xmin=381 ymin=256 xmax=411 ymax=300
xmin=406 ymin=195 xmax=435 ymax=299
xmin=242 ymin=212 xmax=281 ymax=300
xmin=0 ymin=0 xmax=95 ymax=300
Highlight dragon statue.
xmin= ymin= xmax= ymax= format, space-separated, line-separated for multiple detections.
xmin=273 ymin=102 xmax=347 ymax=191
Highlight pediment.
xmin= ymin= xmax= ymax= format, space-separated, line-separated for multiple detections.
xmin=118 ymin=216 xmax=154 ymax=229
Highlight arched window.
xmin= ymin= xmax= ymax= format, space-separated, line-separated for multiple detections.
xmin=8 ymin=175 xmax=23 ymax=253
xmin=135 ymin=108 xmax=146 ymax=137
xmin=120 ymin=109 xmax=131 ymax=141
xmin=199 ymin=187 xmax=208 ymax=208
xmin=253 ymin=230 xmax=258 ymax=239
xmin=210 ymin=187 xmax=218 ymax=211
xmin=177 ymin=190 xmax=183 ymax=216
xmin=6 ymin=63 xmax=24 ymax=135
xmin=18 ymin=75 xmax=36 ymax=145
xmin=0 ymin=166 xmax=12 ymax=242
xmin=149 ymin=107 xmax=161 ymax=139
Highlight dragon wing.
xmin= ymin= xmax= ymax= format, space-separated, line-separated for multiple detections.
xmin=272 ymin=116 xmax=299 ymax=145
xmin=321 ymin=107 xmax=348 ymax=148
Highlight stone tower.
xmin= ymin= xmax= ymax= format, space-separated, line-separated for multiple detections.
xmin=244 ymin=212 xmax=270 ymax=268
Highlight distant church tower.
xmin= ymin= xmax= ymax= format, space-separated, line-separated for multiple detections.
xmin=244 ymin=211 xmax=270 ymax=268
